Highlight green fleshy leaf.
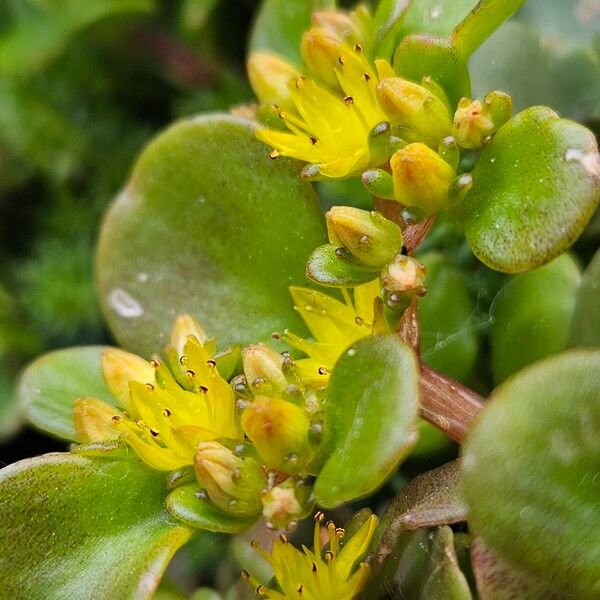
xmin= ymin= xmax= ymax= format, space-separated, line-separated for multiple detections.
xmin=393 ymin=35 xmax=470 ymax=106
xmin=166 ymin=483 xmax=258 ymax=533
xmin=471 ymin=537 xmax=568 ymax=600
xmin=0 ymin=0 xmax=154 ymax=79
xmin=491 ymin=254 xmax=581 ymax=384
xmin=453 ymin=106 xmax=600 ymax=273
xmin=0 ymin=453 xmax=190 ymax=599
xmin=19 ymin=346 xmax=116 ymax=442
xmin=306 ymin=243 xmax=377 ymax=288
xmin=570 ymin=247 xmax=600 ymax=347
xmin=373 ymin=0 xmax=479 ymax=59
xmin=96 ymin=114 xmax=326 ymax=356
xmin=462 ymin=349 xmax=600 ymax=599
xmin=421 ymin=527 xmax=473 ymax=599
xmin=419 ymin=252 xmax=480 ymax=383
xmin=314 ymin=334 xmax=419 ymax=507
xmin=249 ymin=0 xmax=336 ymax=65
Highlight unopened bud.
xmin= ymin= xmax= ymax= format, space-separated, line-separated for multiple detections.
xmin=194 ymin=441 xmax=266 ymax=517
xmin=312 ymin=10 xmax=364 ymax=43
xmin=377 ymin=77 xmax=452 ymax=145
xmin=382 ymin=255 xmax=427 ymax=311
xmin=326 ymin=206 xmax=403 ymax=268
xmin=261 ymin=478 xmax=313 ymax=531
xmin=102 ymin=348 xmax=155 ymax=416
xmin=301 ymin=27 xmax=343 ymax=89
xmin=247 ymin=53 xmax=300 ymax=112
xmin=452 ymin=98 xmax=494 ymax=150
xmin=242 ymin=343 xmax=288 ymax=393
xmin=171 ymin=314 xmax=208 ymax=357
xmin=73 ymin=398 xmax=123 ymax=443
xmin=241 ymin=395 xmax=312 ymax=473
xmin=390 ymin=143 xmax=456 ymax=215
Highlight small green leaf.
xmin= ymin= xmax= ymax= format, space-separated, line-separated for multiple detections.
xmin=19 ymin=346 xmax=115 ymax=442
xmin=96 ymin=115 xmax=326 ymax=356
xmin=166 ymin=483 xmax=258 ymax=533
xmin=570 ymin=247 xmax=600 ymax=347
xmin=0 ymin=453 xmax=190 ymax=599
xmin=454 ymin=106 xmax=600 ymax=273
xmin=306 ymin=243 xmax=377 ymax=287
xmin=462 ymin=349 xmax=600 ymax=599
xmin=249 ymin=0 xmax=335 ymax=65
xmin=421 ymin=527 xmax=473 ymax=600
xmin=491 ymin=254 xmax=582 ymax=384
xmin=314 ymin=334 xmax=419 ymax=507
xmin=419 ymin=252 xmax=480 ymax=383
xmin=471 ymin=537 xmax=568 ymax=600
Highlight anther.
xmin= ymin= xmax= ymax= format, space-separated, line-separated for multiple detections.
xmin=256 ymin=585 xmax=266 ymax=596
xmin=150 ymin=428 xmax=160 ymax=437
xmin=354 ymin=43 xmax=363 ymax=52
xmin=111 ymin=414 xmax=123 ymax=422
xmin=338 ymin=56 xmax=345 ymax=66
xmin=362 ymin=72 xmax=371 ymax=81
xmin=250 ymin=540 xmax=261 ymax=549
xmin=309 ymin=136 xmax=318 ymax=145
xmin=185 ymin=369 xmax=195 ymax=378
xmin=297 ymin=585 xmax=303 ymax=594
xmin=162 ymin=408 xmax=172 ymax=417
xmin=344 ymin=96 xmax=354 ymax=104
xmin=312 ymin=562 xmax=318 ymax=573
xmin=314 ymin=511 xmax=325 ymax=522
xmin=179 ymin=355 xmax=188 ymax=365
xmin=355 ymin=316 xmax=364 ymax=325
xmin=206 ymin=359 xmax=216 ymax=367
xmin=150 ymin=359 xmax=160 ymax=368
xmin=241 ymin=570 xmax=250 ymax=580
xmin=136 ymin=419 xmax=146 ymax=429
xmin=279 ymin=534 xmax=288 ymax=544
xmin=325 ymin=550 xmax=334 ymax=561
xmin=145 ymin=382 xmax=155 ymax=391
xmin=318 ymin=366 xmax=328 ymax=375
xmin=200 ymin=385 xmax=209 ymax=393
xmin=336 ymin=527 xmax=345 ymax=537
xmin=278 ymin=111 xmax=285 ymax=120
xmin=269 ymin=150 xmax=280 ymax=159
xmin=271 ymin=332 xmax=281 ymax=340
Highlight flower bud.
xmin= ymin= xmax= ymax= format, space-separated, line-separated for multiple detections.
xmin=194 ymin=441 xmax=266 ymax=517
xmin=73 ymin=398 xmax=123 ymax=443
xmin=452 ymin=98 xmax=495 ymax=150
xmin=381 ymin=255 xmax=427 ymax=310
xmin=261 ymin=478 xmax=313 ymax=531
xmin=389 ymin=143 xmax=456 ymax=215
xmin=301 ymin=27 xmax=343 ymax=89
xmin=247 ymin=53 xmax=300 ymax=112
xmin=171 ymin=314 xmax=208 ymax=357
xmin=241 ymin=395 xmax=312 ymax=473
xmin=101 ymin=348 xmax=155 ymax=416
xmin=326 ymin=206 xmax=403 ymax=268
xmin=377 ymin=77 xmax=452 ymax=145
xmin=242 ymin=343 xmax=288 ymax=393
xmin=311 ymin=8 xmax=366 ymax=44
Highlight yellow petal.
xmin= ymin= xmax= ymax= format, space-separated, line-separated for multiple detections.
xmin=101 ymin=348 xmax=154 ymax=416
xmin=73 ymin=398 xmax=122 ymax=443
xmin=336 ymin=514 xmax=378 ymax=581
xmin=171 ymin=314 xmax=208 ymax=356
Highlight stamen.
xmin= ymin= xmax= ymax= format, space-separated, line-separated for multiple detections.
xmin=325 ymin=550 xmax=334 ymax=561
xmin=271 ymin=332 xmax=281 ymax=340
xmin=179 ymin=355 xmax=188 ymax=366
xmin=241 ymin=570 xmax=250 ymax=580
xmin=279 ymin=534 xmax=288 ymax=544
xmin=256 ymin=586 xmax=266 ymax=596
xmin=355 ymin=316 xmax=364 ymax=325
xmin=145 ymin=382 xmax=155 ymax=391
xmin=150 ymin=359 xmax=160 ymax=368
xmin=309 ymin=136 xmax=318 ymax=145
xmin=338 ymin=56 xmax=345 ymax=66
xmin=344 ymin=96 xmax=354 ymax=104
xmin=149 ymin=428 xmax=160 ymax=437
xmin=250 ymin=540 xmax=261 ymax=549
xmin=206 ymin=359 xmax=216 ymax=367
xmin=278 ymin=111 xmax=285 ymax=120
xmin=185 ymin=369 xmax=195 ymax=378
xmin=354 ymin=43 xmax=363 ymax=52
xmin=297 ymin=585 xmax=303 ymax=594
xmin=318 ymin=366 xmax=328 ymax=375
xmin=162 ymin=408 xmax=172 ymax=417
xmin=312 ymin=562 xmax=318 ymax=573
xmin=199 ymin=385 xmax=209 ymax=393
xmin=314 ymin=511 xmax=325 ymax=522
xmin=111 ymin=414 xmax=123 ymax=422
xmin=362 ymin=72 xmax=371 ymax=82
xmin=269 ymin=150 xmax=280 ymax=159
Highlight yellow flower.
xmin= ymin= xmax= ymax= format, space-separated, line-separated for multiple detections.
xmin=250 ymin=34 xmax=388 ymax=179
xmin=73 ymin=315 xmax=240 ymax=471
xmin=283 ymin=279 xmax=388 ymax=386
xmin=243 ymin=512 xmax=378 ymax=600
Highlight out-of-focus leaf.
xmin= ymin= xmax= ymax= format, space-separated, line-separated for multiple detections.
xmin=166 ymin=483 xmax=258 ymax=533
xmin=491 ymin=254 xmax=582 ymax=384
xmin=0 ymin=0 xmax=155 ymax=79
xmin=314 ymin=335 xmax=419 ymax=507
xmin=0 ymin=452 xmax=191 ymax=599
xmin=421 ymin=527 xmax=473 ymax=599
xmin=462 ymin=349 xmax=600 ymax=599
xmin=96 ymin=115 xmax=326 ymax=357
xmin=570 ymin=247 xmax=600 ymax=346
xmin=454 ymin=106 xmax=600 ymax=273
xmin=249 ymin=0 xmax=335 ymax=65
xmin=19 ymin=346 xmax=115 ymax=442
xmin=471 ymin=537 xmax=568 ymax=600
xmin=419 ymin=252 xmax=480 ymax=383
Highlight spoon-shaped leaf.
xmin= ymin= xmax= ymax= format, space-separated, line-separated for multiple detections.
xmin=96 ymin=114 xmax=326 ymax=356
xmin=570 ymin=247 xmax=600 ymax=347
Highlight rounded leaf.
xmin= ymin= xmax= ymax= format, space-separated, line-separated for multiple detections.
xmin=454 ymin=106 xmax=600 ymax=273
xmin=19 ymin=346 xmax=115 ymax=442
xmin=570 ymin=247 xmax=600 ymax=347
xmin=462 ymin=350 xmax=600 ymax=598
xmin=0 ymin=453 xmax=191 ymax=599
xmin=96 ymin=115 xmax=326 ymax=356
xmin=314 ymin=334 xmax=420 ymax=507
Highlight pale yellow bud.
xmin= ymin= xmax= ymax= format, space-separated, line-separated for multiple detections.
xmin=247 ymin=52 xmax=300 ymax=111
xmin=301 ymin=27 xmax=343 ymax=89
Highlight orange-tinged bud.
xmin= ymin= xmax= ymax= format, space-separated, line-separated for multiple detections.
xmin=247 ymin=52 xmax=300 ymax=111
xmin=452 ymin=98 xmax=495 ymax=149
xmin=101 ymin=348 xmax=154 ymax=416
xmin=194 ymin=441 xmax=265 ymax=516
xmin=301 ymin=27 xmax=343 ymax=89
xmin=242 ymin=343 xmax=288 ymax=393
xmin=326 ymin=206 xmax=403 ymax=268
xmin=73 ymin=398 xmax=122 ymax=443
xmin=390 ymin=143 xmax=456 ymax=215
xmin=241 ymin=395 xmax=312 ymax=473
xmin=377 ymin=77 xmax=452 ymax=145
xmin=381 ymin=255 xmax=427 ymax=311
xmin=171 ymin=314 xmax=208 ymax=357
